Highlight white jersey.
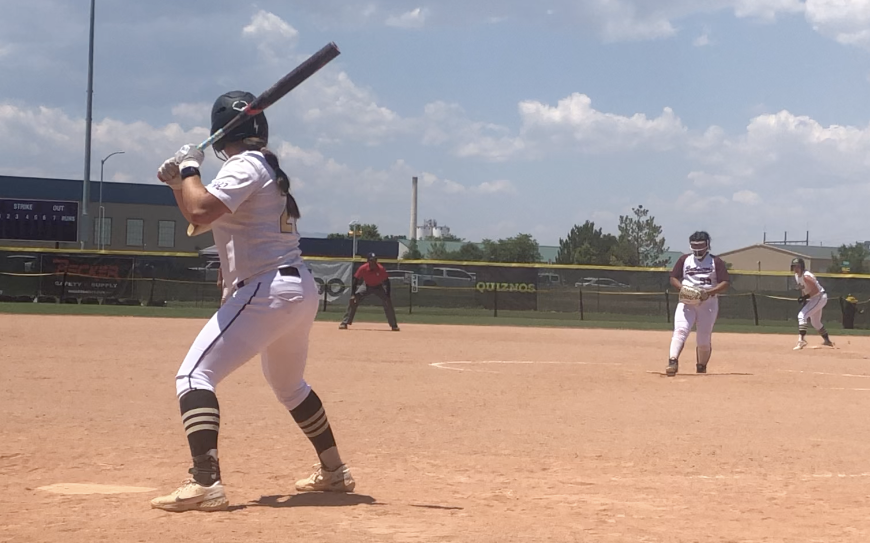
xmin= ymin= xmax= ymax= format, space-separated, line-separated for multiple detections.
xmin=795 ymin=271 xmax=825 ymax=297
xmin=205 ymin=150 xmax=303 ymax=288
xmin=671 ymin=253 xmax=730 ymax=291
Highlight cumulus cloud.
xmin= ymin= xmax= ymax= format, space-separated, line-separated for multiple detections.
xmin=385 ymin=7 xmax=429 ymax=28
xmin=804 ymin=0 xmax=870 ymax=48
xmin=242 ymin=10 xmax=299 ymax=59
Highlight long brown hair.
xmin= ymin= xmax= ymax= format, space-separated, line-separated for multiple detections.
xmin=242 ymin=138 xmax=300 ymax=219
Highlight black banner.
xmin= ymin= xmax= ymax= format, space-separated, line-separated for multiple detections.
xmin=471 ymin=266 xmax=538 ymax=310
xmin=39 ymin=254 xmax=133 ymax=298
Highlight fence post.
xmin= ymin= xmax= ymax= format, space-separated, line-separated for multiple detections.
xmin=59 ymin=270 xmax=68 ymax=302
xmin=750 ymin=293 xmax=759 ymax=326
xmin=578 ymin=288 xmax=584 ymax=320
xmin=493 ymin=287 xmax=498 ymax=317
xmin=665 ymin=290 xmax=670 ymax=323
xmin=148 ymin=277 xmax=156 ymax=306
xmin=322 ymin=287 xmax=328 ymax=312
xmin=408 ymin=280 xmax=413 ymax=314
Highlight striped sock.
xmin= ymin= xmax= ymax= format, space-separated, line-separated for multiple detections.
xmin=179 ymin=390 xmax=221 ymax=485
xmin=819 ymin=327 xmax=830 ymax=341
xmin=291 ymin=390 xmax=342 ymax=470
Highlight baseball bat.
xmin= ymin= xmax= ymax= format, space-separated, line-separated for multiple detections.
xmin=197 ymin=41 xmax=341 ymax=152
xmin=186 ymin=41 xmax=341 ymax=238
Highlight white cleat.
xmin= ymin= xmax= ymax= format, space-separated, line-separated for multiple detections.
xmin=150 ymin=479 xmax=228 ymax=512
xmin=295 ymin=464 xmax=355 ymax=493
xmin=793 ymin=339 xmax=808 ymax=351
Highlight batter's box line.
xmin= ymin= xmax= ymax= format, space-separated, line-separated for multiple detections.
xmin=429 ymin=361 xmax=621 ymax=373
xmin=779 ymin=370 xmax=870 ymax=379
xmin=646 ymin=371 xmax=753 ymax=377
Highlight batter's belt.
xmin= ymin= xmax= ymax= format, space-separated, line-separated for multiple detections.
xmin=237 ymin=266 xmax=300 ymax=289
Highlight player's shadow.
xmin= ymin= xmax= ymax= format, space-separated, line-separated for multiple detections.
xmin=228 ymin=492 xmax=378 ymax=511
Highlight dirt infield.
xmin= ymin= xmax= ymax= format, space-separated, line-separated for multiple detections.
xmin=3 ymin=315 xmax=870 ymax=542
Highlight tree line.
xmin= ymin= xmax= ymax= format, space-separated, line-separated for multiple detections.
xmin=326 ymin=205 xmax=669 ymax=265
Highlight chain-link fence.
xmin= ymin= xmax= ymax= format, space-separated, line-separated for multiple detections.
xmin=2 ymin=249 xmax=869 ymax=329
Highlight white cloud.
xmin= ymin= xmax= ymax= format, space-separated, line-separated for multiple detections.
xmin=170 ymin=103 xmax=210 ymax=126
xmin=385 ymin=8 xmax=429 ymax=28
xmin=732 ymin=189 xmax=762 ymax=205
xmin=694 ymin=33 xmax=711 ymax=46
xmin=242 ymin=10 xmax=299 ymax=59
xmin=516 ymin=93 xmax=687 ymax=154
xmin=475 ymin=179 xmax=516 ymax=194
xmin=805 ymin=0 xmax=870 ymax=48
xmin=688 ymin=171 xmax=734 ymax=187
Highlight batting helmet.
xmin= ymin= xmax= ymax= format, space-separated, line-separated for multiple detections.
xmin=366 ymin=252 xmax=378 ymax=262
xmin=790 ymin=257 xmax=806 ymax=274
xmin=210 ymin=91 xmax=269 ymax=153
xmin=689 ymin=231 xmax=711 ymax=258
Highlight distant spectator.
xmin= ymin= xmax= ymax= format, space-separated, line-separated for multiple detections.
xmin=840 ymin=294 xmax=862 ymax=330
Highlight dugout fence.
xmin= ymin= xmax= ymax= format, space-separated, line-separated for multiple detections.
xmin=2 ymin=247 xmax=870 ymax=329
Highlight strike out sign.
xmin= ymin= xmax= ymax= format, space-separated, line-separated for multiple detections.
xmin=0 ymin=199 xmax=79 ymax=242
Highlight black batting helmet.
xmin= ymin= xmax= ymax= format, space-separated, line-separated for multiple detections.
xmin=367 ymin=252 xmax=378 ymax=261
xmin=790 ymin=257 xmax=805 ymax=273
xmin=210 ymin=91 xmax=269 ymax=153
xmin=689 ymin=231 xmax=711 ymax=258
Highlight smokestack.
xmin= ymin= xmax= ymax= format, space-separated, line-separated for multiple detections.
xmin=410 ymin=176 xmax=418 ymax=240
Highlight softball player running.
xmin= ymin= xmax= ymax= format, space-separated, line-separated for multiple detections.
xmin=666 ymin=231 xmax=731 ymax=376
xmin=151 ymin=90 xmax=354 ymax=513
xmin=791 ymin=257 xmax=834 ymax=350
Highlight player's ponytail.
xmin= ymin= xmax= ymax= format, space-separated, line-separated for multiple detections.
xmin=260 ymin=147 xmax=301 ymax=220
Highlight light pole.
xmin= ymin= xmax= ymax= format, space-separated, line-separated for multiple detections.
xmin=98 ymin=151 xmax=124 ymax=250
xmin=348 ymin=220 xmax=359 ymax=258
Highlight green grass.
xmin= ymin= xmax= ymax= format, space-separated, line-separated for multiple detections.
xmin=3 ymin=302 xmax=870 ymax=337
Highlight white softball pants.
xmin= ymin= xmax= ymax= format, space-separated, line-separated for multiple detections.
xmin=798 ymin=292 xmax=828 ymax=330
xmin=175 ymin=265 xmax=319 ymax=411
xmin=669 ymin=297 xmax=719 ymax=359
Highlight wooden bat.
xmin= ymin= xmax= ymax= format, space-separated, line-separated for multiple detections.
xmin=187 ymin=41 xmax=341 ymax=237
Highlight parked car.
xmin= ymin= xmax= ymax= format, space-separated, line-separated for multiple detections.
xmin=420 ymin=267 xmax=477 ymax=287
xmin=386 ymin=269 xmax=414 ymax=284
xmin=188 ymin=260 xmax=221 ymax=282
xmin=537 ymin=272 xmax=562 ymax=288
xmin=574 ymin=277 xmax=630 ymax=289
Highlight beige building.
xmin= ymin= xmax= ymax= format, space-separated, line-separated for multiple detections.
xmin=1 ymin=174 xmax=214 ymax=253
xmin=718 ymin=243 xmax=843 ymax=273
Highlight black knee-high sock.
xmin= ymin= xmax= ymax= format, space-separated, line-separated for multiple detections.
xmin=799 ymin=323 xmax=807 ymax=340
xmin=290 ymin=390 xmax=342 ymax=470
xmin=179 ymin=389 xmax=221 ymax=485
xmin=819 ymin=326 xmax=830 ymax=341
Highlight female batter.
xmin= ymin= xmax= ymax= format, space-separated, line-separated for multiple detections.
xmin=666 ymin=231 xmax=731 ymax=376
xmin=151 ymin=91 xmax=355 ymax=512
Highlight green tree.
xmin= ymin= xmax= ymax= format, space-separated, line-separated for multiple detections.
xmin=556 ymin=221 xmax=620 ymax=265
xmin=404 ymin=239 xmax=423 ymax=260
xmin=426 ymin=240 xmax=451 ymax=260
xmin=617 ymin=205 xmax=669 ymax=267
xmin=327 ymin=223 xmax=383 ymax=241
xmin=454 ymin=242 xmax=485 ymax=261
xmin=829 ymin=243 xmax=870 ymax=273
xmin=482 ymin=233 xmax=541 ymax=263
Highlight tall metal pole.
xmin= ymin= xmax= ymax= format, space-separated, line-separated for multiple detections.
xmin=81 ymin=0 xmax=96 ymax=249
xmin=98 ymin=151 xmax=124 ymax=250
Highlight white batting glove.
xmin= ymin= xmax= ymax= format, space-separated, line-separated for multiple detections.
xmin=157 ymin=158 xmax=182 ymax=189
xmin=174 ymin=144 xmax=204 ymax=170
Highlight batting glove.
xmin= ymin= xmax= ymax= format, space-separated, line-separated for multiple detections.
xmin=174 ymin=144 xmax=205 ymax=170
xmin=157 ymin=158 xmax=183 ymax=189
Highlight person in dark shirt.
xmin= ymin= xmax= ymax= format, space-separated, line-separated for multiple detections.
xmin=339 ymin=253 xmax=399 ymax=331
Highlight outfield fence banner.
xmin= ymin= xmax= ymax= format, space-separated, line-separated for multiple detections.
xmin=4 ymin=247 xmax=870 ymax=330
xmin=38 ymin=254 xmax=134 ymax=298
xmin=308 ymin=260 xmax=353 ymax=304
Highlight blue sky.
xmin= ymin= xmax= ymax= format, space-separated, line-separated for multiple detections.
xmin=3 ymin=0 xmax=870 ymax=253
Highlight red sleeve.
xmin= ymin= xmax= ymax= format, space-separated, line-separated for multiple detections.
xmin=714 ymin=256 xmax=730 ymax=283
xmin=670 ymin=254 xmax=688 ymax=280
xmin=354 ymin=266 xmax=365 ymax=280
